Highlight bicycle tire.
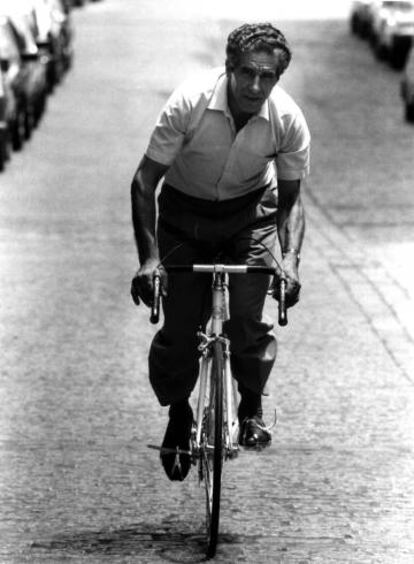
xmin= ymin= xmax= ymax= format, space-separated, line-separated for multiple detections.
xmin=202 ymin=340 xmax=224 ymax=558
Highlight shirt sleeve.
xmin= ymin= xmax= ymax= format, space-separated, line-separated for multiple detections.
xmin=275 ymin=108 xmax=311 ymax=181
xmin=145 ymin=85 xmax=192 ymax=166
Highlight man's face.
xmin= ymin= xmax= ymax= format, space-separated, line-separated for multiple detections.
xmin=228 ymin=50 xmax=281 ymax=116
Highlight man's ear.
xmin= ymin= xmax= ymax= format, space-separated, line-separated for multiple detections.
xmin=225 ymin=59 xmax=234 ymax=76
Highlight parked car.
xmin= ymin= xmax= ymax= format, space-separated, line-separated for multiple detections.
xmin=370 ymin=0 xmax=414 ymax=69
xmin=0 ymin=83 xmax=7 ymax=171
xmin=0 ymin=56 xmax=17 ymax=170
xmin=0 ymin=13 xmax=48 ymax=149
xmin=8 ymin=0 xmax=74 ymax=92
xmin=0 ymin=65 xmax=7 ymax=170
xmin=30 ymin=0 xmax=74 ymax=90
xmin=66 ymin=1 xmax=102 ymax=8
xmin=401 ymin=46 xmax=414 ymax=121
xmin=0 ymin=15 xmax=27 ymax=151
xmin=350 ymin=0 xmax=375 ymax=38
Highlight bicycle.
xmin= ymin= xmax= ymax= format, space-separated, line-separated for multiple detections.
xmin=149 ymin=262 xmax=287 ymax=558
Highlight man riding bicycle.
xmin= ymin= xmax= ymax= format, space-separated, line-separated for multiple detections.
xmin=131 ymin=23 xmax=310 ymax=481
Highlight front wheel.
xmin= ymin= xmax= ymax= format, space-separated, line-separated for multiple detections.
xmin=202 ymin=341 xmax=224 ymax=558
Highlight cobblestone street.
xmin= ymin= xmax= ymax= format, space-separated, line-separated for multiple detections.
xmin=0 ymin=1 xmax=413 ymax=562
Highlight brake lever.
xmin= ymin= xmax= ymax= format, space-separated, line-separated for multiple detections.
xmin=150 ymin=271 xmax=161 ymax=324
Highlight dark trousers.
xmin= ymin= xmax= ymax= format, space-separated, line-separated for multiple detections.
xmin=149 ymin=184 xmax=279 ymax=406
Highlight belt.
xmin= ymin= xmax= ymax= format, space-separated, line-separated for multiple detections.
xmin=161 ymin=183 xmax=268 ymax=219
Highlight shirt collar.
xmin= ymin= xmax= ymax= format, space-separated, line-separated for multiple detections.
xmin=208 ymin=70 xmax=270 ymax=122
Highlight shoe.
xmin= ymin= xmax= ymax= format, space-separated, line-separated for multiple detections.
xmin=239 ymin=415 xmax=272 ymax=448
xmin=160 ymin=402 xmax=193 ymax=481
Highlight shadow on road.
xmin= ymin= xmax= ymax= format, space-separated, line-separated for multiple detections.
xmin=31 ymin=523 xmax=206 ymax=562
xmin=30 ymin=522 xmax=260 ymax=562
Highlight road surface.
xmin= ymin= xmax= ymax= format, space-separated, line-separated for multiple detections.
xmin=0 ymin=1 xmax=413 ymax=562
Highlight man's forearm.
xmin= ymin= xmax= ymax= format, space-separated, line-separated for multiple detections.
xmin=131 ymin=172 xmax=159 ymax=266
xmin=276 ymin=179 xmax=305 ymax=255
xmin=276 ymin=194 xmax=305 ymax=256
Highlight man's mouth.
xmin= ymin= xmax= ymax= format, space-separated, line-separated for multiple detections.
xmin=244 ymin=96 xmax=263 ymax=104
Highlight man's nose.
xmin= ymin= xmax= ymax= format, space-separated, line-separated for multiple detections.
xmin=250 ymin=74 xmax=261 ymax=92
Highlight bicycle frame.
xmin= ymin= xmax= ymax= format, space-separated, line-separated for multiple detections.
xmin=194 ymin=269 xmax=239 ymax=460
xmin=150 ymin=262 xmax=286 ymax=460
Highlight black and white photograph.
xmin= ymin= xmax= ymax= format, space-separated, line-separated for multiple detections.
xmin=1 ymin=0 xmax=413 ymax=561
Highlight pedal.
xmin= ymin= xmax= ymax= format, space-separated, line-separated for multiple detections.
xmin=147 ymin=444 xmax=192 ymax=456
xmin=268 ymin=408 xmax=277 ymax=430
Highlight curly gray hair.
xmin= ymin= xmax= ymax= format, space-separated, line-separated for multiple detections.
xmin=226 ymin=23 xmax=292 ymax=77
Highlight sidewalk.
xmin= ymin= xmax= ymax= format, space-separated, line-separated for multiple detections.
xmin=303 ymin=192 xmax=414 ymax=383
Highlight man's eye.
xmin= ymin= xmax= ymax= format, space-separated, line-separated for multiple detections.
xmin=239 ymin=67 xmax=277 ymax=81
xmin=240 ymin=67 xmax=256 ymax=78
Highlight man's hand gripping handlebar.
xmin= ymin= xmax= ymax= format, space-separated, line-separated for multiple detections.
xmin=277 ymin=277 xmax=288 ymax=326
xmin=150 ymin=270 xmax=162 ymax=324
xmin=148 ymin=265 xmax=288 ymax=327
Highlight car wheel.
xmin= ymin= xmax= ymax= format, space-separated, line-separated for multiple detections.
xmin=54 ymin=59 xmax=65 ymax=86
xmin=11 ymin=110 xmax=25 ymax=151
xmin=64 ymin=50 xmax=74 ymax=72
xmin=405 ymin=102 xmax=414 ymax=123
xmin=24 ymin=104 xmax=35 ymax=140
xmin=389 ymin=44 xmax=410 ymax=71
xmin=374 ymin=40 xmax=387 ymax=61
xmin=360 ymin=22 xmax=370 ymax=40
xmin=47 ymin=69 xmax=56 ymax=93
xmin=0 ymin=135 xmax=7 ymax=172
xmin=350 ymin=15 xmax=360 ymax=35
xmin=35 ymin=92 xmax=47 ymax=125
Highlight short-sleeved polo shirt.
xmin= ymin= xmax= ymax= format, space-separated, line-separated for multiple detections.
xmin=145 ymin=67 xmax=310 ymax=201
